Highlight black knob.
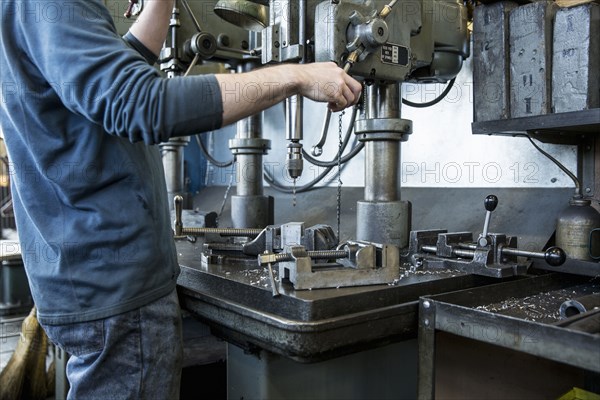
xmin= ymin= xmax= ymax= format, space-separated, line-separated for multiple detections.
xmin=484 ymin=195 xmax=498 ymax=212
xmin=545 ymin=246 xmax=567 ymax=266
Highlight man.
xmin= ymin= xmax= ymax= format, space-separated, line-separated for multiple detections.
xmin=0 ymin=0 xmax=361 ymax=398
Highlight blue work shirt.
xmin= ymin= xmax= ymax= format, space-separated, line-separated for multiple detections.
xmin=0 ymin=0 xmax=223 ymax=325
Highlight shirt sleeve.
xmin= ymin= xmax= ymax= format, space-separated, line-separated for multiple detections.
xmin=123 ymin=31 xmax=158 ymax=65
xmin=15 ymin=0 xmax=223 ymax=145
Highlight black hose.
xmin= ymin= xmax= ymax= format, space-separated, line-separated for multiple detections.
xmin=402 ymin=78 xmax=456 ymax=108
xmin=195 ymin=134 xmax=235 ymax=168
xmin=264 ymin=160 xmax=350 ymax=194
xmin=264 ymin=137 xmax=361 ymax=194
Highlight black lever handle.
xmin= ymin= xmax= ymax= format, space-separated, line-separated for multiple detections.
xmin=484 ymin=195 xmax=498 ymax=212
xmin=544 ymin=246 xmax=567 ymax=267
xmin=501 ymin=245 xmax=567 ymax=267
xmin=479 ymin=195 xmax=498 ymax=247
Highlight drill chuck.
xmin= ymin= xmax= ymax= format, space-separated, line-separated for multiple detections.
xmin=286 ymin=142 xmax=304 ymax=179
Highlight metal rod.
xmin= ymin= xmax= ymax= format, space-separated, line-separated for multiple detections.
xmin=259 ymin=250 xmax=349 ymax=265
xmin=501 ymin=247 xmax=546 ymax=259
xmin=266 ymin=262 xmax=281 ymax=297
xmin=181 ymin=227 xmax=263 ymax=237
xmin=216 ymin=46 xmax=256 ymax=56
xmin=299 ymin=0 xmax=307 ymax=63
xmin=422 ymin=245 xmax=475 ymax=259
xmin=183 ymin=53 xmax=199 ymax=77
xmin=425 ymin=243 xmax=559 ymax=263
xmin=482 ymin=211 xmax=492 ymax=238
xmin=180 ymin=0 xmax=202 ymax=33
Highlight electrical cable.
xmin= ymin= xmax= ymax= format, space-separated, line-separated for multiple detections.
xmin=402 ymin=78 xmax=456 ymax=108
xmin=517 ymin=134 xmax=581 ymax=196
xmin=195 ymin=134 xmax=235 ymax=168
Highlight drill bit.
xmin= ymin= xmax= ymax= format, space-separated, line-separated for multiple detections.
xmin=292 ymin=178 xmax=297 ymax=207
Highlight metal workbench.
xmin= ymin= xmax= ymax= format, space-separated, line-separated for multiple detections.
xmin=175 ymin=186 xmax=579 ymax=398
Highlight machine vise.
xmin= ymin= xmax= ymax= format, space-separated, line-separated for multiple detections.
xmin=406 ymin=195 xmax=566 ymax=278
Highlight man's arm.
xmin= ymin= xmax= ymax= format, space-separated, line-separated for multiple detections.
xmin=128 ymin=1 xmax=362 ymax=126
xmin=215 ymin=63 xmax=363 ymax=126
xmin=128 ymin=0 xmax=174 ymax=57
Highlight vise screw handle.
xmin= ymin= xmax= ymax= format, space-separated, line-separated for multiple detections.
xmin=478 ymin=194 xmax=498 ymax=247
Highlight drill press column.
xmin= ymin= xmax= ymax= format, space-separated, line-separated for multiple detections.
xmin=228 ymin=64 xmax=273 ymax=229
xmin=356 ymin=82 xmax=412 ymax=248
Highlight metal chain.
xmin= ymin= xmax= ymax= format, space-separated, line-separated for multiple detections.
xmin=336 ymin=111 xmax=345 ymax=242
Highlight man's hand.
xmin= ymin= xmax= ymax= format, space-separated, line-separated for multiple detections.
xmin=216 ymin=62 xmax=362 ymax=126
xmin=294 ymin=62 xmax=363 ymax=112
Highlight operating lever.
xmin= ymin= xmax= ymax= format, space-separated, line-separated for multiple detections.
xmin=478 ymin=194 xmax=498 ymax=247
xmin=502 ymin=246 xmax=566 ymax=266
xmin=124 ymin=0 xmax=139 ymax=18
xmin=311 ymin=63 xmax=352 ymax=158
xmin=311 ymin=111 xmax=332 ymax=157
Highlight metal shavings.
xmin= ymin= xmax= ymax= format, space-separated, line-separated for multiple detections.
xmin=227 ymin=267 xmax=279 ymax=288
xmin=388 ymin=265 xmax=459 ymax=286
xmin=476 ymin=285 xmax=600 ymax=323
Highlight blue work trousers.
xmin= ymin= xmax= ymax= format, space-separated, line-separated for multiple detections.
xmin=41 ymin=289 xmax=183 ymax=399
